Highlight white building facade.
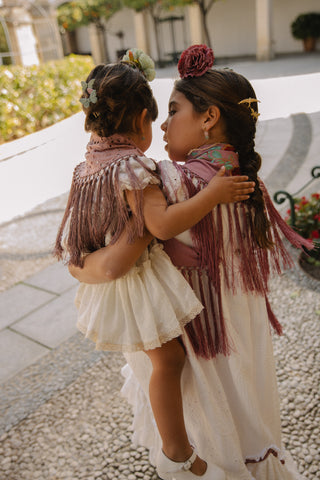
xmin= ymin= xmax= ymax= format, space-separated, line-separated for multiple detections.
xmin=70 ymin=0 xmax=320 ymax=64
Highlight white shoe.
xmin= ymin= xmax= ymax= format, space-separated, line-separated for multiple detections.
xmin=156 ymin=447 xmax=226 ymax=480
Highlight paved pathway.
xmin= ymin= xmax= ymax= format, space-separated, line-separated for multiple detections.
xmin=0 ymin=53 xmax=320 ymax=480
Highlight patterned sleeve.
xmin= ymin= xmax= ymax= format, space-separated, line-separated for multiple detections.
xmin=157 ymin=160 xmax=189 ymax=204
xmin=117 ymin=155 xmax=161 ymax=191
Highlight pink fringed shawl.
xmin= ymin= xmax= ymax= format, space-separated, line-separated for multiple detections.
xmin=54 ymin=134 xmax=160 ymax=267
xmin=161 ymin=144 xmax=313 ymax=359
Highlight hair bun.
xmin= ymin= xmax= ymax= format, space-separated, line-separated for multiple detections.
xmin=178 ymin=44 xmax=214 ymax=79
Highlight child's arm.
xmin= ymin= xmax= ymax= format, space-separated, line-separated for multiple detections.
xmin=68 ymin=223 xmax=153 ymax=284
xmin=128 ymin=167 xmax=255 ymax=241
xmin=69 ymin=168 xmax=254 ymax=283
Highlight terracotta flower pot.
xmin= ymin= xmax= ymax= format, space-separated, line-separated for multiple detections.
xmin=303 ymin=37 xmax=316 ymax=52
xmin=299 ymin=251 xmax=320 ymax=281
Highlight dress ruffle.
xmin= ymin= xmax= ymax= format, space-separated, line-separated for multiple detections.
xmin=121 ymin=361 xmax=304 ymax=480
xmin=75 ymin=243 xmax=203 ymax=352
xmin=246 ymin=450 xmax=304 ymax=480
xmin=120 ymin=284 xmax=306 ymax=479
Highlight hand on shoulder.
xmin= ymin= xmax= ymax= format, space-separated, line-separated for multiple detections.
xmin=208 ymin=166 xmax=255 ymax=203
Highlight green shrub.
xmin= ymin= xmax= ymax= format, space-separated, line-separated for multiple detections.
xmin=291 ymin=12 xmax=320 ymax=40
xmin=0 ymin=54 xmax=95 ymax=144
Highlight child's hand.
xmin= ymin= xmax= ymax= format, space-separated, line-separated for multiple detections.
xmin=207 ymin=166 xmax=255 ymax=203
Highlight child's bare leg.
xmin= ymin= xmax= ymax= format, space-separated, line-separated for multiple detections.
xmin=145 ymin=338 xmax=207 ymax=475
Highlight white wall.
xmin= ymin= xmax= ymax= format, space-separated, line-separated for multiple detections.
xmin=273 ymin=0 xmax=320 ymax=53
xmin=205 ymin=0 xmax=320 ymax=57
xmin=208 ymin=0 xmax=256 ymax=57
xmin=156 ymin=9 xmax=187 ymax=59
xmin=73 ymin=0 xmax=320 ymax=61
xmin=132 ymin=8 xmax=188 ymax=63
xmin=75 ymin=9 xmax=138 ymax=61
xmin=76 ymin=26 xmax=90 ymax=54
xmin=105 ymin=8 xmax=137 ymax=62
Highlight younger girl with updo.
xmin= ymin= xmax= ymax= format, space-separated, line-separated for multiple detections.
xmin=55 ymin=49 xmax=254 ymax=480
xmin=70 ymin=46 xmax=313 ymax=480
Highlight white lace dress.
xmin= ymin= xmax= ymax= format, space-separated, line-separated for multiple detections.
xmin=120 ymin=160 xmax=305 ymax=480
xmin=72 ymin=156 xmax=203 ymax=352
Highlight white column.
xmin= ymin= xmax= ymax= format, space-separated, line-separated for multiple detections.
xmin=256 ymin=0 xmax=274 ymax=61
xmin=89 ymin=23 xmax=107 ymax=64
xmin=134 ymin=11 xmax=150 ymax=55
xmin=187 ymin=4 xmax=204 ymax=45
xmin=7 ymin=7 xmax=39 ymax=66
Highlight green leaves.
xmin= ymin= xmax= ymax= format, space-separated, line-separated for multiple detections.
xmin=0 ymin=55 xmax=95 ymax=144
xmin=58 ymin=0 xmax=122 ymax=31
xmin=291 ymin=13 xmax=320 ymax=40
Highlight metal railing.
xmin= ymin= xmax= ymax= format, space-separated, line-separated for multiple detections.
xmin=273 ymin=166 xmax=320 ymax=228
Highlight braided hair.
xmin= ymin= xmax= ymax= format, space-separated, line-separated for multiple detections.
xmin=174 ymin=69 xmax=273 ymax=249
xmin=80 ymin=62 xmax=158 ymax=138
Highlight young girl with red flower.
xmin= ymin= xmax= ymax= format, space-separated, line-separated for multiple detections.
xmin=57 ymin=50 xmax=254 ymax=480
xmin=69 ymin=46 xmax=312 ymax=480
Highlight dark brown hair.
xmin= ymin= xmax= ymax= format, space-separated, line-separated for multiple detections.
xmin=81 ymin=62 xmax=158 ymax=137
xmin=174 ymin=69 xmax=273 ymax=249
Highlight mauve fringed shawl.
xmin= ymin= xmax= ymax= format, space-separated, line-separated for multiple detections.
xmin=162 ymin=144 xmax=313 ymax=359
xmin=54 ymin=134 xmax=160 ymax=267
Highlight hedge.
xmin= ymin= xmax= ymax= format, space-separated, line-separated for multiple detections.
xmin=0 ymin=55 xmax=95 ymax=144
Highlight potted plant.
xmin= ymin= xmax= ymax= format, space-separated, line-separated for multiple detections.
xmin=291 ymin=12 xmax=320 ymax=52
xmin=286 ymin=193 xmax=320 ymax=279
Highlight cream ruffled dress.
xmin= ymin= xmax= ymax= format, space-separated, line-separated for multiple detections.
xmin=120 ymin=160 xmax=306 ymax=480
xmin=69 ymin=156 xmax=203 ymax=352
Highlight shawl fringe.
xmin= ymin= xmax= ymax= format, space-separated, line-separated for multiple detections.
xmin=170 ymin=157 xmax=313 ymax=359
xmin=54 ymin=154 xmax=159 ymax=267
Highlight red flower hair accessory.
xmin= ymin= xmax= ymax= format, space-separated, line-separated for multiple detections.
xmin=178 ymin=44 xmax=214 ymax=79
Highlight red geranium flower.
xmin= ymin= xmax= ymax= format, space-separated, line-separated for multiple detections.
xmin=310 ymin=230 xmax=320 ymax=239
xmin=178 ymin=44 xmax=214 ymax=79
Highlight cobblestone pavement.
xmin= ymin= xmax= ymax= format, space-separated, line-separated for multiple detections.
xmin=0 ymin=193 xmax=68 ymax=292
xmin=0 ymin=251 xmax=319 ymax=480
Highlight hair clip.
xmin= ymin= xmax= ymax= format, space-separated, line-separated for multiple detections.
xmin=92 ymin=112 xmax=100 ymax=118
xmin=238 ymin=97 xmax=260 ymax=120
xmin=121 ymin=49 xmax=156 ymax=81
xmin=80 ymin=79 xmax=98 ymax=108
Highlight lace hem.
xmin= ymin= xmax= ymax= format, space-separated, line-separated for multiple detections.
xmin=76 ymin=302 xmax=202 ymax=352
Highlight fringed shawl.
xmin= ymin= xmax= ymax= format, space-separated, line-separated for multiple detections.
xmin=160 ymin=143 xmax=313 ymax=359
xmin=54 ymin=133 xmax=160 ymax=267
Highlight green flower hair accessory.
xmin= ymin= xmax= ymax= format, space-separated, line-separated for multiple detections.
xmin=122 ymin=48 xmax=156 ymax=81
xmin=80 ymin=79 xmax=98 ymax=108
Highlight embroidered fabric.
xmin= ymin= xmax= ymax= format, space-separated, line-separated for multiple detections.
xmin=74 ymin=240 xmax=203 ymax=353
xmin=121 ymin=338 xmax=304 ymax=479
xmin=246 ymin=449 xmax=305 ymax=480
xmin=245 ymin=444 xmax=285 ymax=465
xmin=73 ymin=236 xmax=206 ymax=355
